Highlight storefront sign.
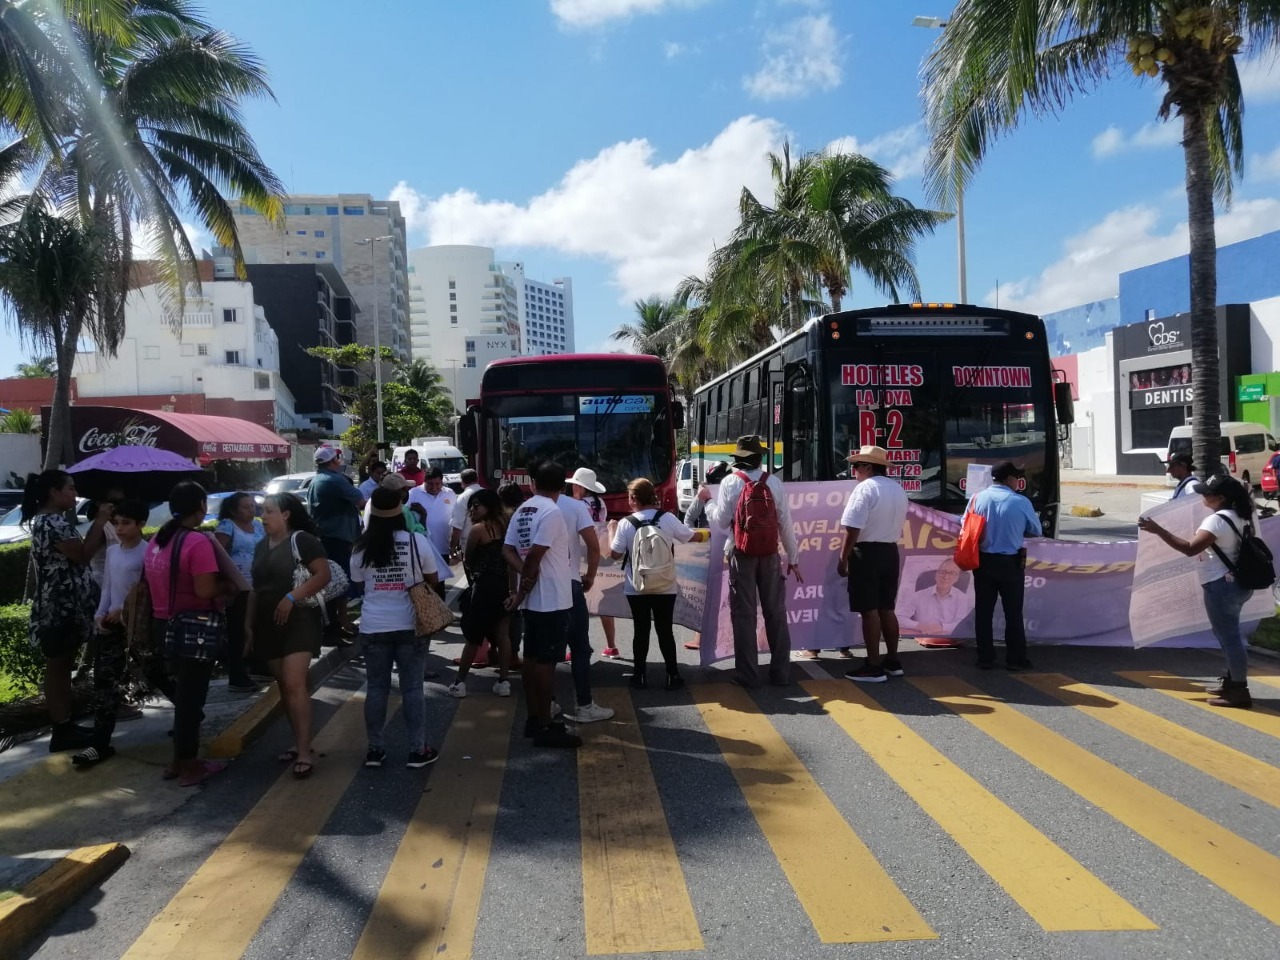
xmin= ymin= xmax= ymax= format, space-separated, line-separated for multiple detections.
xmin=1145 ymin=320 xmax=1184 ymax=352
xmin=1135 ymin=385 xmax=1194 ymax=408
xmin=1238 ymin=382 xmax=1265 ymax=402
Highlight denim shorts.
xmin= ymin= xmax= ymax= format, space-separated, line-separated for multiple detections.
xmin=523 ymin=609 xmax=570 ymax=664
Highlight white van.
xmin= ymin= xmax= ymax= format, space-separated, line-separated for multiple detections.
xmin=391 ymin=437 xmax=468 ymax=491
xmin=1166 ymin=421 xmax=1277 ymax=488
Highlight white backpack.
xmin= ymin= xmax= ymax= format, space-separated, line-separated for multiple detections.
xmin=625 ymin=510 xmax=677 ymax=594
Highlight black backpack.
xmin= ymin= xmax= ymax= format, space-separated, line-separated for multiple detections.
xmin=1210 ymin=512 xmax=1276 ymax=590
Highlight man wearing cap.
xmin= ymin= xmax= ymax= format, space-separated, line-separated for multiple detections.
xmin=969 ymin=461 xmax=1043 ymax=670
xmin=308 ymin=445 xmax=365 ymax=638
xmin=364 ymin=473 xmax=426 ymax=534
xmin=837 ymin=445 xmax=910 ymax=682
xmin=1166 ymin=452 xmax=1196 ymax=499
xmin=449 ymin=469 xmax=484 ymax=559
xmin=558 ymin=467 xmax=613 ymax=723
xmin=699 ymin=435 xmax=800 ymax=687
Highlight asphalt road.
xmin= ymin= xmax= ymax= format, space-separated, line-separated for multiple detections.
xmin=19 ymin=623 xmax=1280 ymax=960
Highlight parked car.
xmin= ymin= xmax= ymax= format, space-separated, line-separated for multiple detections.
xmin=1166 ymin=421 xmax=1277 ymax=489
xmin=0 ymin=490 xmax=24 ymax=514
xmin=676 ymin=458 xmax=695 ymax=515
xmin=0 ymin=499 xmax=96 ymax=545
xmin=1262 ymin=452 xmax=1280 ymax=500
xmin=265 ymin=472 xmax=315 ymax=496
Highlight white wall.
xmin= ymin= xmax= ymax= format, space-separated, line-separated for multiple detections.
xmin=0 ymin=434 xmax=41 ymax=486
xmin=1250 ymin=295 xmax=1280 ymax=372
xmin=1072 ymin=335 xmax=1118 ymax=475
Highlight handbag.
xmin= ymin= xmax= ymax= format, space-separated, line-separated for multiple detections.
xmin=163 ymin=529 xmax=226 ymax=661
xmin=291 ymin=532 xmax=350 ymax=606
xmin=408 ymin=534 xmax=454 ymax=636
xmin=954 ymin=506 xmax=985 ymax=572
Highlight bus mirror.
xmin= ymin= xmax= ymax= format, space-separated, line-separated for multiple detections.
xmin=672 ymin=401 xmax=685 ymax=430
xmin=1054 ymin=382 xmax=1075 ymax=426
xmin=457 ymin=409 xmax=478 ymax=456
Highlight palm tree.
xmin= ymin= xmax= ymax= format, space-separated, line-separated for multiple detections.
xmin=398 ymin=358 xmax=446 ymax=395
xmin=922 ymin=1 xmax=1274 ymax=478
xmin=3 ymin=0 xmax=284 ymax=464
xmin=13 ymin=354 xmax=55 ymax=378
xmin=0 ymin=205 xmax=105 ymax=467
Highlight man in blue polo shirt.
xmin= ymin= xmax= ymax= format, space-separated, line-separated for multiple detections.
xmin=307 ymin=446 xmax=365 ymax=638
xmin=969 ymin=461 xmax=1042 ymax=671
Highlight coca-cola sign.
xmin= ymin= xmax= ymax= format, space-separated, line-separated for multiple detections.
xmin=77 ymin=421 xmax=162 ymax=454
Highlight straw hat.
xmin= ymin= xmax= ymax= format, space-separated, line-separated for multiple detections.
xmin=845 ymin=445 xmax=890 ymax=468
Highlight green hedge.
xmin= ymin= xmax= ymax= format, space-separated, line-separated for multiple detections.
xmin=0 ymin=603 xmax=41 ymax=692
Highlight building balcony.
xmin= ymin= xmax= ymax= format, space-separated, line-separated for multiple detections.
xmin=183 ymin=311 xmax=214 ymax=327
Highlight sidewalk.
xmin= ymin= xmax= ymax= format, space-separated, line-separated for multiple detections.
xmin=1061 ymin=468 xmax=1168 ymax=490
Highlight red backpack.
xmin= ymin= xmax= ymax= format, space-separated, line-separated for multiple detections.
xmin=733 ymin=470 xmax=780 ymax=556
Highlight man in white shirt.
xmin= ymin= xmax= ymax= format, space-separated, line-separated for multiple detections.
xmin=699 ymin=435 xmax=801 ymax=687
xmin=358 ymin=460 xmax=387 ymax=500
xmin=408 ymin=466 xmax=456 ymax=592
xmin=898 ymin=559 xmax=974 ymax=637
xmin=557 ymin=476 xmax=613 ymax=724
xmin=1166 ymin=452 xmax=1196 ymax=498
xmin=837 ymin=445 xmax=909 ymax=683
xmin=449 ymin=469 xmax=484 ymax=559
xmin=503 ymin=460 xmax=580 ymax=748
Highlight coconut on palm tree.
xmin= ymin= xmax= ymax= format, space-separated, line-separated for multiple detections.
xmin=922 ymin=0 xmax=1273 ymax=477
xmin=2 ymin=0 xmax=284 ymax=466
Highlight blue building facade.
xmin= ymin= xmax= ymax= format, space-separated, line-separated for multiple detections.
xmin=1044 ymin=228 xmax=1280 ymax=359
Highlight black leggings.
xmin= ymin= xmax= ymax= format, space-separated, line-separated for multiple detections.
xmin=626 ymin=594 xmax=678 ymax=673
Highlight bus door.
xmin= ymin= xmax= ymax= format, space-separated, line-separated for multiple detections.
xmin=780 ymin=360 xmax=815 ymax=481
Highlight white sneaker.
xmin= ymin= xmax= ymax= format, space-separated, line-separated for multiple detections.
xmin=493 ymin=680 xmax=511 ymax=697
xmin=446 ymin=681 xmax=467 ymax=699
xmin=570 ymin=702 xmax=614 ymax=723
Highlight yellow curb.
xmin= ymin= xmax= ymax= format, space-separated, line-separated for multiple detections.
xmin=1069 ymin=505 xmax=1105 ymax=518
xmin=0 ymin=843 xmax=130 ymax=955
xmin=207 ymin=686 xmax=281 ymax=759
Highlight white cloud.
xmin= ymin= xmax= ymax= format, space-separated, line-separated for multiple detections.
xmin=743 ymin=14 xmax=843 ymax=101
xmin=1239 ymin=55 xmax=1280 ymax=102
xmin=391 ymin=116 xmax=786 ymax=302
xmin=1251 ymin=145 xmax=1280 ymax=181
xmin=663 ymin=40 xmax=686 ymax=58
xmin=550 ymin=0 xmax=705 ymax=28
xmin=1091 ymin=121 xmax=1180 ymax=157
xmin=989 ymin=197 xmax=1280 ymax=314
xmin=827 ymin=123 xmax=929 ymax=179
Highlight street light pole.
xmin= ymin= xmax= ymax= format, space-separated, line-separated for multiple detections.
xmin=442 ymin=358 xmax=460 ymax=414
xmin=913 ymin=15 xmax=967 ymax=303
xmin=355 ymin=235 xmax=395 ymax=450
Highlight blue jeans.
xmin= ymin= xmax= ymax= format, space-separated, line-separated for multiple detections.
xmin=568 ymin=581 xmax=593 ymax=707
xmin=361 ymin=630 xmax=428 ymax=751
xmin=1202 ymin=576 xmax=1252 ymax=682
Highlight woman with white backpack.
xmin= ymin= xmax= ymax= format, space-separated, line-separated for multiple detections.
xmin=608 ymin=478 xmax=708 ymax=690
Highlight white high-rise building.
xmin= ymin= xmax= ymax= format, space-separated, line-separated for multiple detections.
xmin=499 ymin=261 xmax=575 ymax=355
xmin=408 ymin=245 xmax=521 ymax=411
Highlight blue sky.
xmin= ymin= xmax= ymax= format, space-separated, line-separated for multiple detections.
xmin=6 ymin=0 xmax=1280 ymax=367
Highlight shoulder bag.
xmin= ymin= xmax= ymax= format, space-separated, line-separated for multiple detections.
xmin=163 ymin=529 xmax=226 ymax=661
xmin=291 ymin=532 xmax=350 ymax=606
xmin=1209 ymin=512 xmax=1276 ymax=590
xmin=408 ymin=534 xmax=454 ymax=636
xmin=954 ymin=506 xmax=985 ymax=572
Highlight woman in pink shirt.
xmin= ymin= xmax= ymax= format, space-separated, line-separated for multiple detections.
xmin=144 ymin=482 xmax=230 ymax=786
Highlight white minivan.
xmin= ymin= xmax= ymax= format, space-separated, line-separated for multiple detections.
xmin=392 ymin=437 xmax=469 ymax=491
xmin=1166 ymin=421 xmax=1277 ymax=488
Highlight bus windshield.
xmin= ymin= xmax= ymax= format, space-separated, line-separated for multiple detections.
xmin=487 ymin=392 xmax=674 ymax=494
xmin=828 ymin=346 xmax=1051 ymax=505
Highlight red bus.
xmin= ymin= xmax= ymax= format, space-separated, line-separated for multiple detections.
xmin=457 ymin=354 xmax=683 ymax=517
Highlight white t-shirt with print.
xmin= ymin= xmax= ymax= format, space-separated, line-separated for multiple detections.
xmin=558 ymin=495 xmax=596 ymax=583
xmin=1197 ymin=510 xmax=1247 ymax=585
xmin=503 ymin=494 xmax=571 ymax=612
xmin=609 ymin=508 xmax=696 ymax=596
xmin=349 ymin=531 xmax=438 ymax=633
xmin=840 ymin=476 xmax=908 ymax=543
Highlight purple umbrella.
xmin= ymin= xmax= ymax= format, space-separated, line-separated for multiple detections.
xmin=68 ymin=445 xmax=204 ymax=501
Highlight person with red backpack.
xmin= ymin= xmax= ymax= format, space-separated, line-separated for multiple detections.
xmin=698 ymin=435 xmax=801 ymax=687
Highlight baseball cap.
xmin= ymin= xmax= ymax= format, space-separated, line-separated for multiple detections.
xmin=380 ymin=473 xmax=414 ymax=491
xmin=1164 ymin=452 xmax=1194 ymax=468
xmin=991 ymin=461 xmax=1025 ymax=482
xmin=1190 ymin=473 xmax=1244 ymax=498
xmin=313 ymin=445 xmax=339 ymax=465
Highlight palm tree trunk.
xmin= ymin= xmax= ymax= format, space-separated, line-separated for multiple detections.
xmin=43 ymin=323 xmax=80 ymax=470
xmin=1182 ymin=105 xmax=1219 ymax=478
xmin=828 ymin=284 xmax=842 ymax=313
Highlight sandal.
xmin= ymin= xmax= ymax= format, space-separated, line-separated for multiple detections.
xmin=292 ymin=760 xmax=314 ymax=780
xmin=278 ymin=749 xmax=298 ymax=763
xmin=180 ymin=760 xmax=228 ymax=788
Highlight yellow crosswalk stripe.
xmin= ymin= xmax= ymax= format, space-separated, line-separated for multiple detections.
xmin=1116 ymin=671 xmax=1280 ymax=739
xmin=577 ymin=688 xmax=703 ymax=955
xmin=352 ymin=697 xmax=517 ymax=960
xmin=804 ymin=680 xmax=1154 ymax=932
xmin=693 ymin=683 xmax=936 ymax=943
xmin=122 ymin=692 xmax=373 ymax=959
xmin=1251 ymin=673 xmax=1280 ymax=691
xmin=1017 ymin=673 xmax=1280 ymax=809
xmin=912 ymin=676 xmax=1280 ymax=925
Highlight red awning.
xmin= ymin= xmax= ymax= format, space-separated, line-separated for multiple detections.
xmin=54 ymin=406 xmax=292 ymax=462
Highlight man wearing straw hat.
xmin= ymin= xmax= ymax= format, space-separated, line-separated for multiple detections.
xmin=837 ymin=445 xmax=909 ymax=683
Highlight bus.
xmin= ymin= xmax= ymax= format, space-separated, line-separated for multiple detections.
xmin=690 ymin=303 xmax=1074 ymax=535
xmin=457 ymin=353 xmax=683 ymax=517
